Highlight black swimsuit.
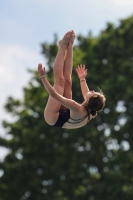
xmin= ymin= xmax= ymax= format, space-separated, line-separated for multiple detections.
xmin=53 ymin=106 xmax=90 ymax=128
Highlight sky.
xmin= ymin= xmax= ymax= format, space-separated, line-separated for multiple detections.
xmin=0 ymin=0 xmax=133 ymax=159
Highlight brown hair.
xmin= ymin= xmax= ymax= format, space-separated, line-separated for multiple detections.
xmin=87 ymin=93 xmax=106 ymax=117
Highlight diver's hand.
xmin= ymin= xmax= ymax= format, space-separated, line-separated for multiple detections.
xmin=76 ymin=64 xmax=87 ymax=80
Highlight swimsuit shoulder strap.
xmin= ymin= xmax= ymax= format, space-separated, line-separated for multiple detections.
xmin=68 ymin=106 xmax=90 ymax=124
xmin=82 ymin=105 xmax=90 ymax=121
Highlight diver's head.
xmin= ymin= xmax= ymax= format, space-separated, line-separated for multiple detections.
xmin=85 ymin=89 xmax=106 ymax=117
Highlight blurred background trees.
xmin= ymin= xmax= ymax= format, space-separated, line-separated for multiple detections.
xmin=0 ymin=16 xmax=133 ymax=200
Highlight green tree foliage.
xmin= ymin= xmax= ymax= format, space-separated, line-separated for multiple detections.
xmin=1 ymin=16 xmax=133 ymax=200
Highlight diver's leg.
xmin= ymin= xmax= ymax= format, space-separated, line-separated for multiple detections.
xmin=63 ymin=31 xmax=76 ymax=100
xmin=44 ymin=31 xmax=72 ymax=125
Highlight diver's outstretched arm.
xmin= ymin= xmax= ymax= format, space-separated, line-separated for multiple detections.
xmin=38 ymin=64 xmax=81 ymax=112
xmin=76 ymin=64 xmax=90 ymax=100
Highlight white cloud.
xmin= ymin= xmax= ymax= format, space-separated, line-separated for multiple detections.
xmin=0 ymin=44 xmax=45 ymax=132
xmin=113 ymin=0 xmax=133 ymax=5
xmin=0 ymin=44 xmax=44 ymax=91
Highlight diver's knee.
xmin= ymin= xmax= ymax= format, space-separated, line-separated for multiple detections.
xmin=55 ymin=77 xmax=65 ymax=87
xmin=64 ymin=77 xmax=72 ymax=87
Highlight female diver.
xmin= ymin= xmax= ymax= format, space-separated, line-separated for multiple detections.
xmin=38 ymin=30 xmax=106 ymax=129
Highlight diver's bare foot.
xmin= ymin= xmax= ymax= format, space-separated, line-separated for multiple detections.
xmin=68 ymin=30 xmax=76 ymax=48
xmin=59 ymin=31 xmax=72 ymax=49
